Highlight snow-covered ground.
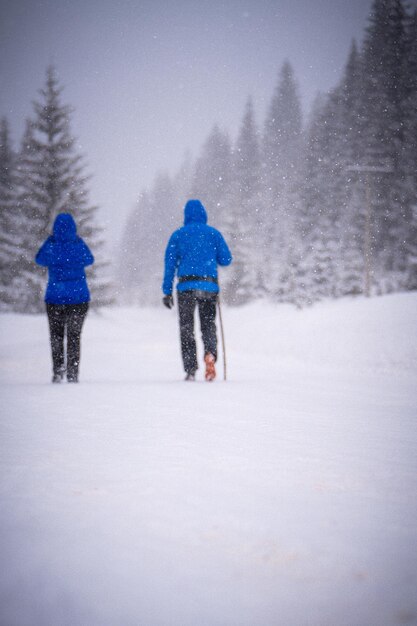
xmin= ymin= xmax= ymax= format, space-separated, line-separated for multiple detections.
xmin=1 ymin=293 xmax=417 ymax=626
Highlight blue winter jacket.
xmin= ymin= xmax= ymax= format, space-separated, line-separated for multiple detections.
xmin=35 ymin=213 xmax=94 ymax=305
xmin=162 ymin=200 xmax=232 ymax=295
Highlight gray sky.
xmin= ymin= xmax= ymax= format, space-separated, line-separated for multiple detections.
xmin=1 ymin=0 xmax=375 ymax=246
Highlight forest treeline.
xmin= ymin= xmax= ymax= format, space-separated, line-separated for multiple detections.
xmin=119 ymin=0 xmax=417 ymax=307
xmin=1 ymin=0 xmax=417 ymax=312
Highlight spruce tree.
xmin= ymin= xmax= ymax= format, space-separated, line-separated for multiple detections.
xmin=340 ymin=41 xmax=365 ymax=168
xmin=119 ymin=173 xmax=179 ymax=306
xmin=12 ymin=119 xmax=45 ymax=312
xmin=263 ymin=61 xmax=302 ymax=198
xmin=0 ymin=118 xmax=19 ymax=310
xmin=15 ymin=66 xmax=111 ymax=312
xmin=335 ymin=42 xmax=369 ymax=296
xmin=262 ymin=61 xmax=303 ymax=302
xmin=406 ymin=203 xmax=417 ymax=290
xmin=301 ymin=96 xmax=338 ymax=302
xmin=362 ymin=0 xmax=408 ymax=167
xmin=173 ymin=150 xmax=194 ymax=209
xmin=191 ymin=124 xmax=233 ymax=233
xmin=118 ymin=191 xmax=152 ymax=305
xmin=361 ymin=0 xmax=410 ymax=285
xmin=225 ymin=98 xmax=263 ymax=304
xmin=302 ymin=93 xmax=340 ymax=303
xmin=404 ymin=10 xmax=417 ymax=289
xmin=406 ymin=10 xmax=417 ymax=187
xmin=152 ymin=171 xmax=178 ymax=300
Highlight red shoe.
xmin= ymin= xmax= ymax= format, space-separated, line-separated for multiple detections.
xmin=204 ymin=353 xmax=216 ymax=381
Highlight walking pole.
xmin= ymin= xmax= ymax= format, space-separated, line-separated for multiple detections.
xmin=217 ymin=293 xmax=227 ymax=381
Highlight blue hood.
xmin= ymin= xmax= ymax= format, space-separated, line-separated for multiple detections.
xmin=35 ymin=212 xmax=94 ymax=305
xmin=53 ymin=213 xmax=77 ymax=241
xmin=184 ymin=200 xmax=207 ymax=225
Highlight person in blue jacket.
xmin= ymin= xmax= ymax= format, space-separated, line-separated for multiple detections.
xmin=162 ymin=199 xmax=232 ymax=381
xmin=35 ymin=213 xmax=94 ymax=383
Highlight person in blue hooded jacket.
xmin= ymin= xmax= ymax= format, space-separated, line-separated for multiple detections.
xmin=35 ymin=213 xmax=94 ymax=383
xmin=162 ymin=199 xmax=232 ymax=381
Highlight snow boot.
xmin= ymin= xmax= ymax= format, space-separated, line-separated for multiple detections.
xmin=52 ymin=368 xmax=65 ymax=383
xmin=185 ymin=371 xmax=196 ymax=381
xmin=204 ymin=353 xmax=216 ymax=382
xmin=67 ymin=365 xmax=79 ymax=383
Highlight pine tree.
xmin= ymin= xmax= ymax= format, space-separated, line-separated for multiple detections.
xmin=308 ymin=212 xmax=340 ymax=302
xmin=362 ymin=0 xmax=408 ymax=167
xmin=119 ymin=173 xmax=178 ymax=306
xmin=339 ymin=180 xmax=368 ymax=296
xmin=225 ymin=98 xmax=263 ymax=304
xmin=404 ymin=9 xmax=417 ymax=184
xmin=118 ymin=190 xmax=152 ymax=304
xmin=262 ymin=61 xmax=303 ymax=302
xmin=361 ymin=0 xmax=410 ymax=286
xmin=302 ymin=94 xmax=327 ymax=225
xmin=191 ymin=124 xmax=233 ymax=233
xmin=302 ymin=95 xmax=340 ymax=302
xmin=173 ymin=150 xmax=194 ymax=209
xmin=12 ymin=119 xmax=45 ymax=312
xmin=15 ymin=66 xmax=111 ymax=312
xmin=333 ymin=41 xmax=369 ymax=297
xmin=340 ymin=41 xmax=365 ymax=168
xmin=152 ymin=171 xmax=178 ymax=301
xmin=404 ymin=10 xmax=417 ymax=289
xmin=263 ymin=61 xmax=302 ymax=199
xmin=0 ymin=118 xmax=19 ymax=310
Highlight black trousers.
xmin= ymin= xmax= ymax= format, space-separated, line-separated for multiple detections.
xmin=46 ymin=303 xmax=89 ymax=380
xmin=177 ymin=290 xmax=217 ymax=374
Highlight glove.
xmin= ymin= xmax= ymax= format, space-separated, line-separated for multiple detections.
xmin=162 ymin=295 xmax=174 ymax=309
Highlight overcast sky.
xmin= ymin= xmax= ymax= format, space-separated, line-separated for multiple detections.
xmin=1 ymin=0 xmax=376 ymax=246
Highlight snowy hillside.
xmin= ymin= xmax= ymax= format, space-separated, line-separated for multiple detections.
xmin=1 ymin=293 xmax=417 ymax=626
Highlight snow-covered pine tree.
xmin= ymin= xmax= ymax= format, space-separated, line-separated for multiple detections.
xmin=188 ymin=124 xmax=236 ymax=300
xmin=404 ymin=9 xmax=417 ymax=289
xmin=0 ymin=118 xmax=19 ymax=310
xmin=360 ymin=0 xmax=411 ymax=290
xmin=152 ymin=171 xmax=179 ymax=301
xmin=340 ymin=41 xmax=366 ymax=170
xmin=405 ymin=203 xmax=417 ymax=290
xmin=191 ymin=124 xmax=233 ymax=233
xmin=119 ymin=173 xmax=178 ymax=306
xmin=13 ymin=119 xmax=45 ymax=312
xmin=404 ymin=9 xmax=417 ymax=191
xmin=308 ymin=212 xmax=340 ymax=302
xmin=302 ymin=95 xmax=326 ymax=226
xmin=172 ymin=150 xmax=194 ymax=210
xmin=301 ymin=95 xmax=340 ymax=302
xmin=339 ymin=179 xmax=367 ymax=296
xmin=335 ymin=41 xmax=369 ymax=297
xmin=262 ymin=61 xmax=304 ymax=303
xmin=15 ymin=66 xmax=111 ymax=312
xmin=118 ymin=191 xmax=151 ymax=305
xmin=225 ymin=98 xmax=263 ymax=305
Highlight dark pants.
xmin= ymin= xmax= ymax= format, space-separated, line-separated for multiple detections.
xmin=177 ymin=290 xmax=217 ymax=374
xmin=46 ymin=303 xmax=89 ymax=381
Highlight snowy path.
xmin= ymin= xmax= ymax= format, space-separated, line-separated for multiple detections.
xmin=1 ymin=295 xmax=417 ymax=626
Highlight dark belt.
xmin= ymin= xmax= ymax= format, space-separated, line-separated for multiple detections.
xmin=178 ymin=275 xmax=218 ymax=285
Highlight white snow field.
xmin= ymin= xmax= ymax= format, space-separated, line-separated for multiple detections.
xmin=1 ymin=293 xmax=417 ymax=626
